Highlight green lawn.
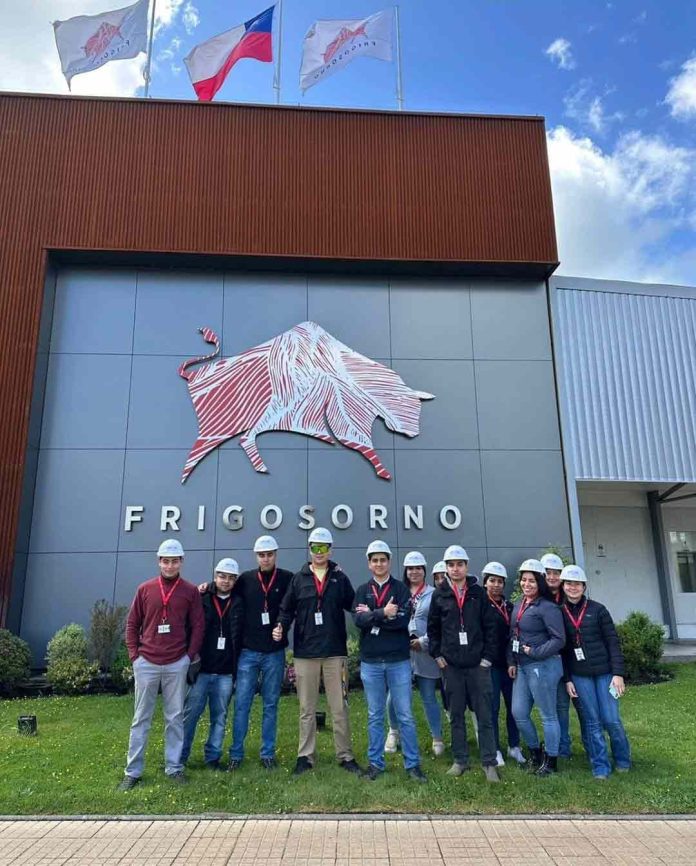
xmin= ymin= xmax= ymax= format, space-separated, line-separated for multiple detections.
xmin=1 ymin=664 xmax=695 ymax=816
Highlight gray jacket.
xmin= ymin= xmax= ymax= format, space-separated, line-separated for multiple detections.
xmin=407 ymin=584 xmax=441 ymax=679
xmin=507 ymin=596 xmax=565 ymax=666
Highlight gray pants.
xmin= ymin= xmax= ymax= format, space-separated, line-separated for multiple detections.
xmin=124 ymin=654 xmax=189 ymax=779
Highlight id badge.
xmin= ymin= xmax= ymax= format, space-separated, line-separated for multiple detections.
xmin=217 ymin=636 xmax=226 ymax=651
xmin=158 ymin=623 xmax=171 ymax=635
xmin=574 ymin=647 xmax=585 ymax=661
xmin=314 ymin=612 xmax=324 ymax=626
xmin=261 ymin=612 xmax=270 ymax=625
xmin=512 ymin=639 xmax=520 ymax=653
xmin=459 ymin=631 xmax=468 ymax=646
xmin=371 ymin=626 xmax=380 ymax=636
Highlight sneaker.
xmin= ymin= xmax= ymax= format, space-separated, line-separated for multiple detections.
xmin=261 ymin=757 xmax=278 ymax=769
xmin=293 ymin=756 xmax=313 ymax=776
xmin=227 ymin=759 xmax=243 ymax=772
xmin=495 ymin=750 xmax=505 ymax=767
xmin=385 ymin=729 xmax=400 ymax=753
xmin=117 ymin=775 xmax=140 ymax=791
xmin=483 ymin=765 xmax=501 ymax=783
xmin=446 ymin=762 xmax=469 ymax=776
xmin=594 ymin=774 xmax=609 ymax=781
xmin=406 ymin=765 xmax=427 ymax=783
xmin=168 ymin=770 xmax=187 ymax=784
xmin=339 ymin=758 xmax=363 ymax=775
xmin=432 ymin=739 xmax=445 ymax=757
xmin=362 ymin=763 xmax=384 ymax=781
xmin=507 ymin=746 xmax=526 ymax=765
xmin=615 ymin=766 xmax=630 ymax=773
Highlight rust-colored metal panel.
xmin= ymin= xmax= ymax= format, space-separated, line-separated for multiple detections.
xmin=0 ymin=93 xmax=558 ymax=623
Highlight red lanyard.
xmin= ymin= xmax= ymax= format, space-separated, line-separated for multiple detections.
xmin=452 ymin=581 xmax=468 ymax=626
xmin=515 ymin=597 xmax=531 ymax=637
xmin=563 ymin=600 xmax=588 ymax=645
xmin=489 ymin=597 xmax=510 ymax=626
xmin=212 ymin=595 xmax=232 ymax=633
xmin=158 ymin=577 xmax=180 ymax=622
xmin=311 ymin=566 xmax=328 ymax=610
xmin=371 ymin=579 xmax=392 ymax=608
xmin=256 ymin=569 xmax=277 ymax=612
xmin=410 ymin=583 xmax=426 ymax=609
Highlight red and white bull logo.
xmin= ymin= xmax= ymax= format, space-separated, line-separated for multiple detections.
xmin=323 ymin=24 xmax=368 ymax=63
xmin=83 ymin=22 xmax=123 ymax=58
xmin=178 ymin=321 xmax=434 ymax=484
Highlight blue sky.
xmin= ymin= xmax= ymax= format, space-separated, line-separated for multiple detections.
xmin=1 ymin=0 xmax=695 ymax=284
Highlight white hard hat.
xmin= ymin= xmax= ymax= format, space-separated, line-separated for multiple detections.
xmin=366 ymin=539 xmax=392 ymax=558
xmin=157 ymin=539 xmax=184 ymax=558
xmin=254 ymin=535 xmax=279 ymax=553
xmin=561 ymin=564 xmax=587 ymax=584
xmin=482 ymin=561 xmax=508 ymax=580
xmin=541 ymin=553 xmax=564 ymax=571
xmin=443 ymin=545 xmax=469 ymax=562
xmin=431 ymin=560 xmax=447 ymax=575
xmin=518 ymin=558 xmax=545 ymax=576
xmin=403 ymin=551 xmax=427 ymax=568
xmin=308 ymin=526 xmax=333 ymax=545
xmin=215 ymin=558 xmax=240 ymax=575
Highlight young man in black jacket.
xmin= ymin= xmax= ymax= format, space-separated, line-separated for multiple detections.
xmin=274 ymin=527 xmax=362 ymax=776
xmin=427 ymin=545 xmax=501 ymax=783
xmin=560 ymin=564 xmax=631 ymax=780
xmin=228 ymin=535 xmax=294 ymax=770
xmin=181 ymin=558 xmax=243 ymax=768
xmin=353 ymin=540 xmax=426 ymax=783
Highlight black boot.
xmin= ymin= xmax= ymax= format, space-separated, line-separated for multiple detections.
xmin=527 ymin=747 xmax=544 ymax=771
xmin=536 ymin=754 xmax=558 ymax=776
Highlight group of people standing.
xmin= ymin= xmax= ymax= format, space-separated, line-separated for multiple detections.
xmin=119 ymin=530 xmax=631 ymax=789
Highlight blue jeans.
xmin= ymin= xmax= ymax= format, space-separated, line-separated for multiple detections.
xmin=230 ymin=649 xmax=285 ymax=761
xmin=512 ymin=655 xmax=563 ymax=757
xmin=572 ymin=673 xmax=631 ymax=777
xmin=181 ymin=672 xmax=234 ymax=764
xmin=361 ymin=659 xmax=421 ymax=770
xmin=388 ymin=675 xmax=443 ymax=740
xmin=491 ymin=665 xmax=520 ymax=751
xmin=557 ymin=679 xmax=572 ymax=757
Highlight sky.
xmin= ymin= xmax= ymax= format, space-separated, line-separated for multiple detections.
xmin=1 ymin=0 xmax=695 ymax=285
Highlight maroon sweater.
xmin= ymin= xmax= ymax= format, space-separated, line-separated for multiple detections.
xmin=125 ymin=576 xmax=205 ymax=665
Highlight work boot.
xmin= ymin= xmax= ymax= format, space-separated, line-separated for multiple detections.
xmin=261 ymin=757 xmax=278 ymax=769
xmin=483 ymin=765 xmax=501 ymax=783
xmin=406 ymin=765 xmax=427 ymax=783
xmin=168 ymin=770 xmax=187 ymax=784
xmin=535 ymin=754 xmax=558 ymax=776
xmin=339 ymin=758 xmax=363 ymax=775
xmin=385 ymin=728 xmax=400 ymax=753
xmin=117 ymin=775 xmax=140 ymax=791
xmin=227 ymin=759 xmax=242 ymax=772
xmin=362 ymin=764 xmax=384 ymax=781
xmin=293 ymin=756 xmax=313 ymax=776
xmin=527 ymin=747 xmax=544 ymax=771
xmin=446 ymin=762 xmax=469 ymax=776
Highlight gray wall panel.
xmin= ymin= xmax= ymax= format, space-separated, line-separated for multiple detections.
xmin=307 ymin=277 xmax=391 ymax=358
xmin=471 ymin=281 xmax=552 ymax=360
xmin=390 ymin=281 xmax=473 ymax=359
xmin=114 ymin=550 xmax=214 ymax=609
xmin=127 ymin=355 xmax=198 ymax=449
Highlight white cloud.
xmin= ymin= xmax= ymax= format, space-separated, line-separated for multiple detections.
xmin=563 ymin=80 xmax=623 ymax=134
xmin=545 ymin=37 xmax=576 ymax=70
xmin=157 ymin=36 xmax=182 ymax=63
xmin=182 ymin=2 xmax=200 ymax=35
xmin=665 ymin=57 xmax=696 ymax=120
xmin=548 ymin=126 xmax=696 ymax=283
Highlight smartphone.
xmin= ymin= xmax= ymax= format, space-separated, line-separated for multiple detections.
xmin=609 ymin=683 xmax=620 ymax=700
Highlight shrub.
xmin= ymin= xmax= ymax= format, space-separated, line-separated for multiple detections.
xmin=345 ymin=635 xmax=361 ymax=689
xmin=46 ymin=658 xmax=99 ymax=695
xmin=617 ymin=611 xmax=666 ymax=683
xmin=109 ymin=642 xmax=134 ymax=692
xmin=0 ymin=629 xmax=32 ymax=695
xmin=89 ymin=600 xmax=128 ymax=671
xmin=46 ymin=623 xmax=88 ymax=665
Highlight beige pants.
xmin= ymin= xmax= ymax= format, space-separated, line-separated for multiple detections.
xmin=294 ymin=656 xmax=353 ymax=763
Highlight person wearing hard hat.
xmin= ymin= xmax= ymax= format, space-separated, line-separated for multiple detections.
xmin=181 ymin=559 xmax=243 ymax=769
xmin=353 ymin=542 xmax=427 ymax=783
xmin=119 ymin=540 xmax=205 ymax=790
xmin=507 ymin=559 xmax=566 ymax=776
xmin=432 ymin=561 xmax=448 ymax=590
xmin=385 ymin=551 xmax=445 ymax=758
xmin=227 ymin=535 xmax=294 ymax=770
xmin=274 ymin=527 xmax=362 ymax=777
xmin=560 ymin=565 xmax=631 ymax=779
xmin=541 ymin=552 xmax=573 ymax=759
xmin=481 ymin=562 xmax=525 ymax=768
xmin=427 ymin=545 xmax=501 ymax=783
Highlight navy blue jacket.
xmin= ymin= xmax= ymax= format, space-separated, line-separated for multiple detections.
xmin=561 ymin=597 xmax=625 ymax=679
xmin=427 ymin=575 xmax=497 ymax=668
xmin=507 ymin=596 xmax=565 ymax=666
xmin=353 ymin=576 xmax=411 ymax=663
xmin=485 ymin=595 xmax=514 ymax=668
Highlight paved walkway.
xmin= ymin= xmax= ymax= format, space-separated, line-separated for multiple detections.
xmin=1 ymin=817 xmax=695 ymax=866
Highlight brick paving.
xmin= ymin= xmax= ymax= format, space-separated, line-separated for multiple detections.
xmin=0 ymin=817 xmax=694 ymax=866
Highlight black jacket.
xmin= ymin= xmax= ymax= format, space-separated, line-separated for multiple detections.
xmin=485 ymin=595 xmax=514 ymax=668
xmin=561 ymin=597 xmax=625 ymax=680
xmin=236 ymin=567 xmax=293 ymax=653
xmin=199 ymin=589 xmax=244 ymax=675
xmin=279 ymin=561 xmax=355 ymax=659
xmin=353 ymin=576 xmax=410 ymax=663
xmin=426 ymin=576 xmax=497 ymax=668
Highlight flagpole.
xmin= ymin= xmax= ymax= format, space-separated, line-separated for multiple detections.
xmin=144 ymin=0 xmax=157 ymax=98
xmin=394 ymin=5 xmax=404 ymax=111
xmin=273 ymin=0 xmax=283 ymax=104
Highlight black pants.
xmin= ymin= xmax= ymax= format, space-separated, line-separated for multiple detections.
xmin=444 ymin=664 xmax=497 ymax=767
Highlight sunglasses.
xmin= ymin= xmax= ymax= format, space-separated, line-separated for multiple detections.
xmin=309 ymin=543 xmax=330 ymax=554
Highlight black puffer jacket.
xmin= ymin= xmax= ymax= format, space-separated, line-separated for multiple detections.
xmin=426 ymin=576 xmax=497 ymax=668
xmin=486 ymin=595 xmax=513 ymax=668
xmin=561 ymin=597 xmax=625 ymax=680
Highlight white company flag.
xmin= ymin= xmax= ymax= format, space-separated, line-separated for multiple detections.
xmin=53 ymin=0 xmax=149 ymax=88
xmin=300 ymin=8 xmax=393 ymax=93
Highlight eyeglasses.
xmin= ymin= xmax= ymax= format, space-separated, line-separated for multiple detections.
xmin=309 ymin=543 xmax=330 ymax=554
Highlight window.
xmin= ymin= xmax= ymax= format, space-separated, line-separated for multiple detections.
xmin=669 ymin=531 xmax=696 ymax=593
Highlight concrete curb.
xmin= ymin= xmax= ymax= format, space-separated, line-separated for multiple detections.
xmin=2 ymin=813 xmax=695 ymax=822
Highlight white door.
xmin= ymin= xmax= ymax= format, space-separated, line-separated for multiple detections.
xmin=667 ymin=530 xmax=696 ymax=639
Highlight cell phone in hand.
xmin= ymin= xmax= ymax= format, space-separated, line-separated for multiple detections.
xmin=609 ymin=683 xmax=620 ymax=699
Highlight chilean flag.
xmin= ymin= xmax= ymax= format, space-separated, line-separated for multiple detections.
xmin=184 ymin=6 xmax=275 ymax=102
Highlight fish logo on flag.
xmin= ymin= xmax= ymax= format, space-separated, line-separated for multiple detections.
xmin=300 ymin=8 xmax=393 ymax=93
xmin=53 ymin=0 xmax=149 ymax=88
xmin=178 ymin=322 xmax=434 ymax=483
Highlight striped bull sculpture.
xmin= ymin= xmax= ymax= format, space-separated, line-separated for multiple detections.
xmin=178 ymin=321 xmax=434 ymax=483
